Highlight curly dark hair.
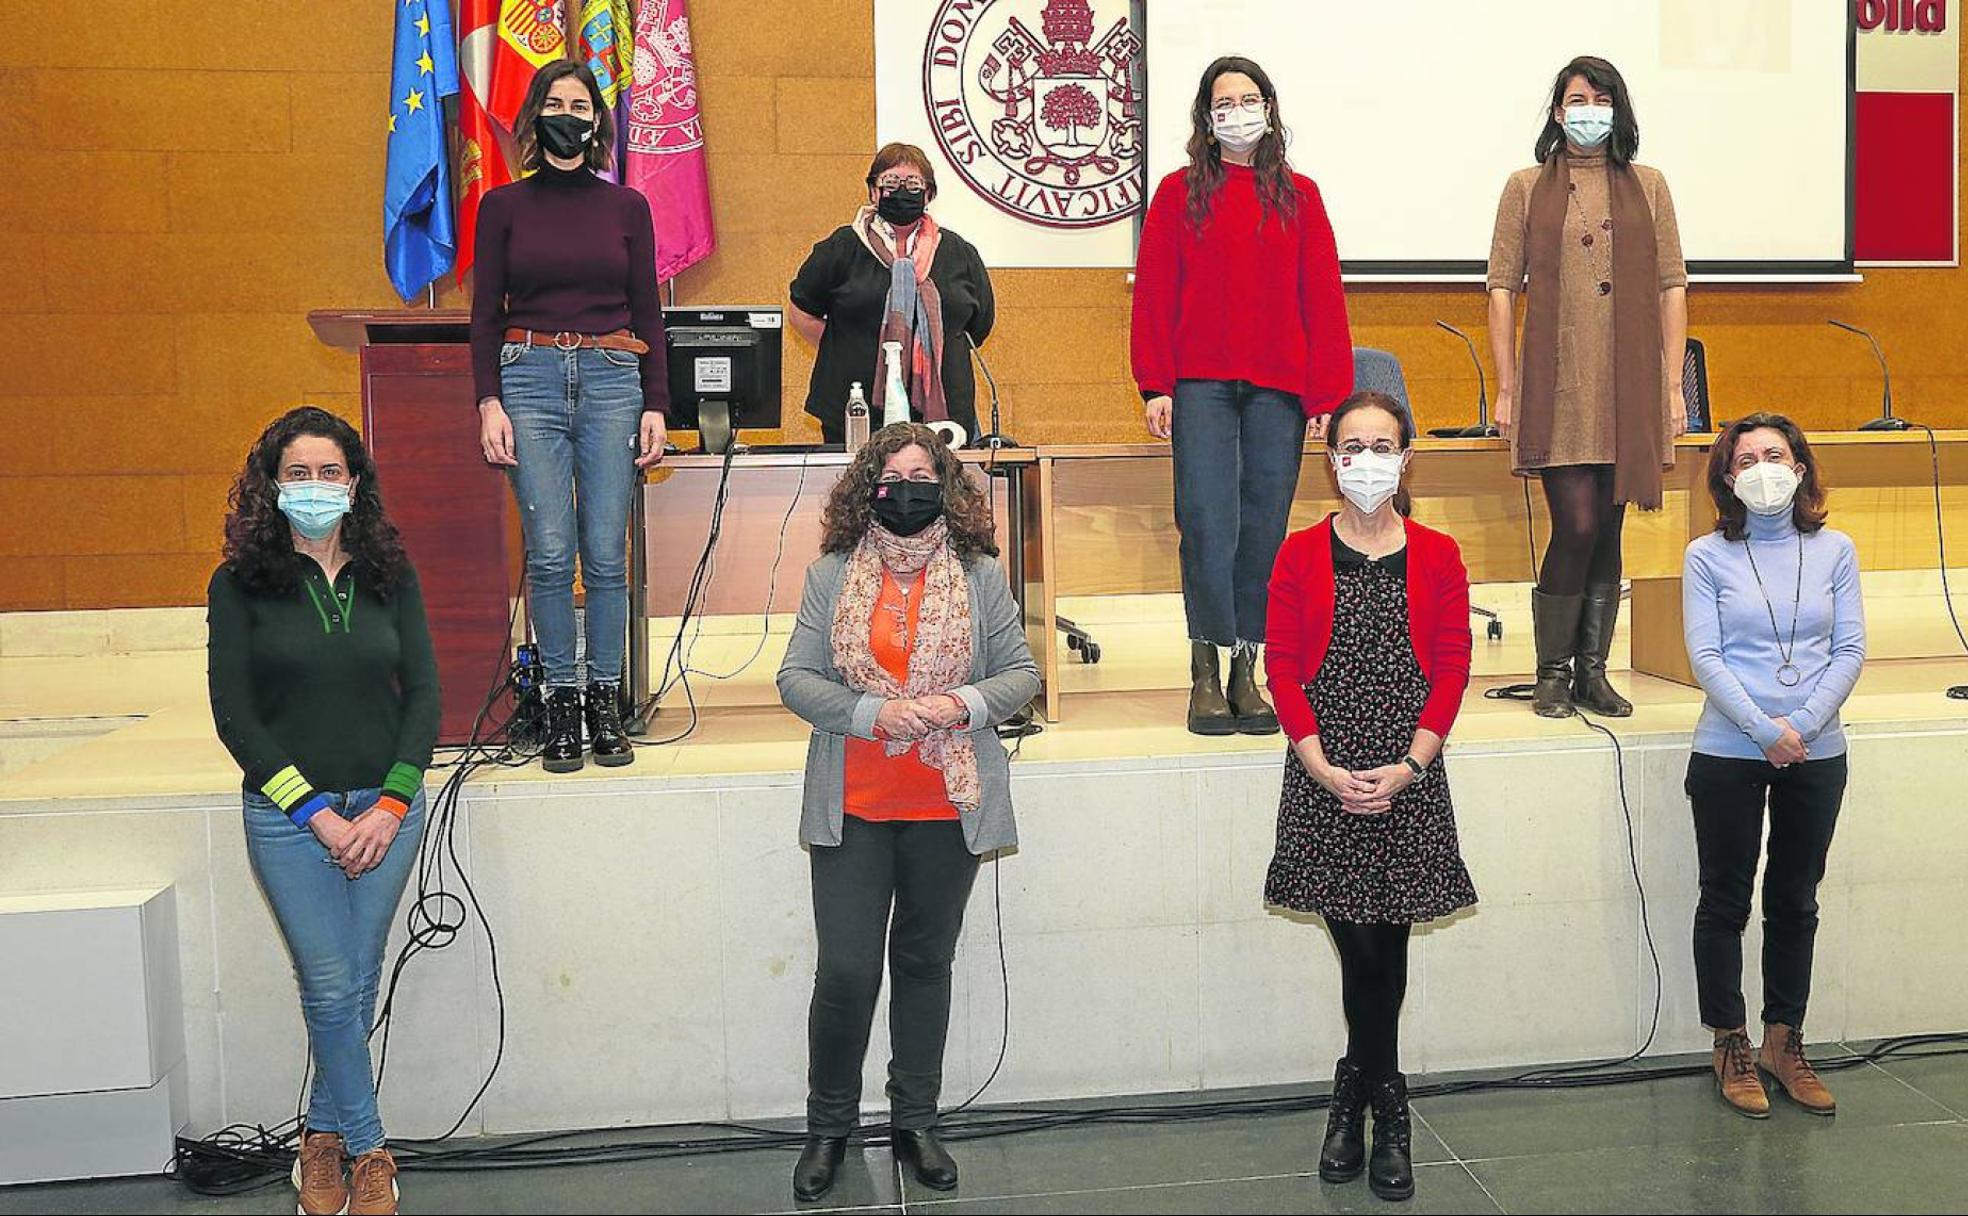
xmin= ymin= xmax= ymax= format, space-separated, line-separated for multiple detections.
xmin=1705 ymin=411 xmax=1829 ymax=542
xmin=221 ymin=407 xmax=411 ymax=598
xmin=1184 ymin=56 xmax=1299 ymax=233
xmin=819 ymin=423 xmax=998 ymax=560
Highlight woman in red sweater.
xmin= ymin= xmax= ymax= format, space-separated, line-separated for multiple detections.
xmin=1131 ymin=55 xmax=1353 ymax=736
xmin=1263 ymin=392 xmax=1477 ymax=1202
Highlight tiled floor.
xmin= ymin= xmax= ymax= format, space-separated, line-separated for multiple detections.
xmin=5 ymin=1048 xmax=1963 ymax=1214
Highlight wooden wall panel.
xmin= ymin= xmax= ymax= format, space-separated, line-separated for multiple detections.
xmin=1 ymin=3 xmax=1963 ymax=608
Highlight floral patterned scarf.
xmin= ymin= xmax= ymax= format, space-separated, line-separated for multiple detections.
xmin=829 ymin=519 xmax=979 ymax=810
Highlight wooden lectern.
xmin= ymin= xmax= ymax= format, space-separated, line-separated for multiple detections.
xmin=308 ymin=310 xmax=516 ymax=744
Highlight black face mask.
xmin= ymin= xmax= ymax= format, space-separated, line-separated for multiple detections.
xmin=535 ymin=112 xmax=595 ymax=162
xmin=876 ymin=187 xmax=927 ymax=227
xmin=870 ymin=479 xmax=943 ymax=536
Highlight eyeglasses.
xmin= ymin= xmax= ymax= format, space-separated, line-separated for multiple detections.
xmin=1210 ymin=94 xmax=1265 ymax=116
xmin=1335 ymin=440 xmax=1401 ymax=457
xmin=875 ymin=175 xmax=927 ymax=194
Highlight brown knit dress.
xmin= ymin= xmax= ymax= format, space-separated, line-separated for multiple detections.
xmin=1486 ymin=154 xmax=1688 ymax=472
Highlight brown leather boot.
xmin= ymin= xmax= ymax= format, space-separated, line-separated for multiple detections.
xmin=1759 ymin=1023 xmax=1836 ymax=1115
xmin=348 ymin=1147 xmax=399 ymax=1215
xmin=1713 ymin=1028 xmax=1770 ymax=1118
xmin=291 ymin=1130 xmax=347 ymax=1216
xmin=1186 ymin=642 xmax=1236 ymax=736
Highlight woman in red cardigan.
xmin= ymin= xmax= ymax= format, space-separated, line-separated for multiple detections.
xmin=1263 ymin=392 xmax=1477 ymax=1203
xmin=1131 ymin=55 xmax=1353 ymax=737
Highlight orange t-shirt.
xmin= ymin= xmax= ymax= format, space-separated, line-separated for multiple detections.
xmin=843 ymin=569 xmax=961 ymax=822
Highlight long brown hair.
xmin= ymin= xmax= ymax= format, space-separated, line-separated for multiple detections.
xmin=1534 ymin=55 xmax=1640 ymax=167
xmin=1184 ymin=56 xmax=1298 ymax=233
xmin=514 ymin=60 xmax=615 ymax=174
xmin=820 ymin=424 xmax=998 ymax=560
xmin=222 ymin=407 xmax=410 ymax=598
xmin=1705 ymin=412 xmax=1829 ymax=541
xmin=1326 ymin=391 xmax=1415 ymax=517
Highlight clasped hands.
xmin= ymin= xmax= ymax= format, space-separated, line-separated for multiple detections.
xmin=306 ymin=803 xmax=403 ymax=880
xmin=1763 ymin=716 xmax=1808 ymax=768
xmin=875 ymin=694 xmax=970 ymax=741
xmin=1295 ymin=740 xmax=1416 ymax=816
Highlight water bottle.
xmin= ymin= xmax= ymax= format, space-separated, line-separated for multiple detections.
xmin=844 ymin=381 xmax=870 ymax=451
xmin=880 ymin=340 xmax=911 ymax=428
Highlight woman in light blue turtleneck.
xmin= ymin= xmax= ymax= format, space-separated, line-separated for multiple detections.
xmin=1681 ymin=412 xmax=1864 ymax=1121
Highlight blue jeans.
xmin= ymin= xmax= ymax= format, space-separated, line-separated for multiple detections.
xmin=243 ymin=786 xmax=427 ymax=1156
xmin=499 ymin=341 xmax=644 ymax=685
xmin=1170 ymin=379 xmax=1308 ymax=646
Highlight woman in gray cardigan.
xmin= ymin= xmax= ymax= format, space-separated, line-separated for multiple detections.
xmin=777 ymin=423 xmax=1039 ymax=1202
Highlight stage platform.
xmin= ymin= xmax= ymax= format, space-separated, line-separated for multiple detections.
xmin=2 ymin=593 xmax=1966 ymax=1143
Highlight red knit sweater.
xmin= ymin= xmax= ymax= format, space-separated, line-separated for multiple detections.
xmin=1130 ymin=165 xmax=1353 ymax=417
xmin=1264 ymin=516 xmax=1472 ymax=743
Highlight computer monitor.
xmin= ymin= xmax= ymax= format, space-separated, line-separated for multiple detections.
xmin=662 ymin=306 xmax=783 ymax=454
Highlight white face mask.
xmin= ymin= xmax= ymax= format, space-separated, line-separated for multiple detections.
xmin=1211 ymin=106 xmax=1268 ymax=153
xmin=1562 ymin=103 xmax=1615 ymax=150
xmin=1731 ymin=460 xmax=1800 ymax=516
xmin=1330 ymin=449 xmax=1405 ymax=515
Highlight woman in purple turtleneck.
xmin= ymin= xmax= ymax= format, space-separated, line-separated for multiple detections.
xmin=471 ymin=60 xmax=669 ymax=774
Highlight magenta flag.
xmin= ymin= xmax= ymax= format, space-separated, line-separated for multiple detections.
xmin=626 ymin=0 xmax=715 ymax=280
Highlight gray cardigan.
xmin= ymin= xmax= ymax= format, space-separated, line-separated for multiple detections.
xmin=776 ymin=550 xmax=1040 ymax=854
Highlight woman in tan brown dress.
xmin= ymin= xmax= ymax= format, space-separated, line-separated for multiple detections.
xmin=1487 ymin=54 xmax=1688 ymax=718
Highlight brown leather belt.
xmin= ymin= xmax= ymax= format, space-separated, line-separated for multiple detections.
xmin=503 ymin=327 xmax=649 ymax=355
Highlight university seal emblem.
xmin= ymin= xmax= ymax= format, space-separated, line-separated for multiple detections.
xmin=923 ymin=0 xmax=1144 ymax=229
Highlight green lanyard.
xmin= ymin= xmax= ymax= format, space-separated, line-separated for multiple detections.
xmin=303 ymin=571 xmax=357 ymax=635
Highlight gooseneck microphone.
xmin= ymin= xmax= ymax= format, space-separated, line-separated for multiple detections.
xmin=965 ymin=332 xmax=1019 ymax=450
xmin=1829 ymin=320 xmax=1910 ymax=432
xmin=1428 ymin=320 xmax=1497 ymax=438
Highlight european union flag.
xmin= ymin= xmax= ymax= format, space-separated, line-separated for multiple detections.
xmin=384 ymin=0 xmax=461 ymax=300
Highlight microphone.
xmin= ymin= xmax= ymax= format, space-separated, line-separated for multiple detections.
xmin=1829 ymin=320 xmax=1910 ymax=431
xmin=964 ymin=332 xmax=1019 ymax=450
xmin=1428 ymin=320 xmax=1497 ymax=438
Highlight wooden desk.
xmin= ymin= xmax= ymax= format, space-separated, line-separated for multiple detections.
xmin=308 ymin=309 xmax=517 ymax=744
xmin=1031 ymin=431 xmax=1968 ymax=717
xmin=1630 ymin=429 xmax=1968 ymax=685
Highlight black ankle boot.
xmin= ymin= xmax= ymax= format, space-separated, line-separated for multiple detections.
xmin=1226 ymin=645 xmax=1280 ymax=735
xmin=584 ymin=680 xmax=635 ymax=767
xmin=1187 ymin=641 xmax=1236 ymax=736
xmin=892 ymin=1127 xmax=958 ymax=1191
xmin=541 ymin=686 xmax=585 ymax=774
xmin=1530 ymin=590 xmax=1583 ymax=719
xmin=1368 ymin=1073 xmax=1415 ymax=1201
xmin=791 ymin=1134 xmax=847 ymax=1202
xmin=1319 ymin=1057 xmax=1368 ymax=1183
xmin=1571 ymin=586 xmax=1633 ymax=716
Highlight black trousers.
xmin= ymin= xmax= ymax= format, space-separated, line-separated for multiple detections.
xmin=1686 ymin=752 xmax=1847 ymax=1031
xmin=807 ymin=815 xmax=979 ymax=1136
xmin=1328 ymin=920 xmax=1412 ymax=1083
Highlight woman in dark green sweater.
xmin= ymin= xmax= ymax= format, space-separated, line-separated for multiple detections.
xmin=206 ymin=406 xmax=439 ymax=1216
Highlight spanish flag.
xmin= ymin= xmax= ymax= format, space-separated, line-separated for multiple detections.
xmin=456 ymin=1 xmax=568 ymax=282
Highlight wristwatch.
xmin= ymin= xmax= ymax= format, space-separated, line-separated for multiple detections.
xmin=1401 ymin=754 xmax=1425 ymax=778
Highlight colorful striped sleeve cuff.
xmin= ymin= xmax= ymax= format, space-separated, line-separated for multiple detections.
xmin=382 ymin=762 xmax=424 ymax=802
xmin=262 ymin=764 xmax=331 ymax=829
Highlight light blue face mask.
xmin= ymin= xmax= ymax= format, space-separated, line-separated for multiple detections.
xmin=1562 ymin=104 xmax=1615 ymax=150
xmin=277 ymin=480 xmax=353 ymax=540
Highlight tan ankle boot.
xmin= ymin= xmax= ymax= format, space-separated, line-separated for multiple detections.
xmin=1713 ymin=1029 xmax=1770 ymax=1118
xmin=292 ymin=1130 xmax=347 ymax=1215
xmin=348 ymin=1147 xmax=399 ymax=1215
xmin=1759 ymin=1023 xmax=1836 ymax=1115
